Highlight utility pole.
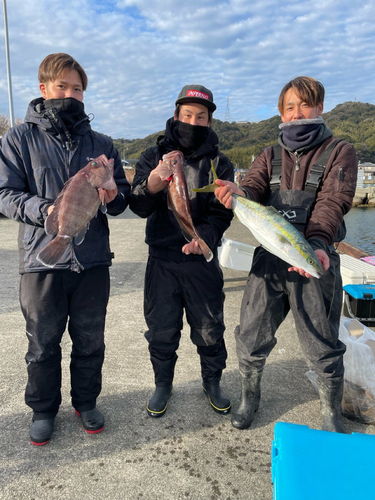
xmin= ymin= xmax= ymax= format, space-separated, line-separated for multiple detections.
xmin=3 ymin=0 xmax=14 ymax=127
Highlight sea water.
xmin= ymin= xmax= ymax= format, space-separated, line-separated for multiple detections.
xmin=344 ymin=207 xmax=375 ymax=255
xmin=109 ymin=205 xmax=375 ymax=254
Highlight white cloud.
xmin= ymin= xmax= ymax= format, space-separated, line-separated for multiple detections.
xmin=0 ymin=0 xmax=374 ymax=139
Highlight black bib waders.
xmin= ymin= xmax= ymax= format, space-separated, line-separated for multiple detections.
xmin=236 ymin=143 xmax=346 ymax=387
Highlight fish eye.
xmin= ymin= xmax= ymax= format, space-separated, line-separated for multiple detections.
xmin=92 ymin=162 xmax=97 ymax=166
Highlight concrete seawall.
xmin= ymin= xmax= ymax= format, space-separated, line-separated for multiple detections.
xmin=352 ymin=186 xmax=375 ymax=207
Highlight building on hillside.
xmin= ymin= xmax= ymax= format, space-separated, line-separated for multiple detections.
xmin=234 ymin=168 xmax=248 ymax=185
xmin=357 ymin=162 xmax=375 ymax=188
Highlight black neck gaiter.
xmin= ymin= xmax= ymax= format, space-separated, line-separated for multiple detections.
xmin=279 ymin=117 xmax=323 ymax=151
xmin=43 ymin=97 xmax=87 ymax=130
xmin=170 ymin=120 xmax=210 ymax=154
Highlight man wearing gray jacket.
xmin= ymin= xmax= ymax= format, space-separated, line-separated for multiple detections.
xmin=0 ymin=53 xmax=130 ymax=445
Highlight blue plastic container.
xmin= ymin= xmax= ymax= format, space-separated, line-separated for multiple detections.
xmin=272 ymin=422 xmax=375 ymax=500
xmin=343 ymin=283 xmax=375 ymax=325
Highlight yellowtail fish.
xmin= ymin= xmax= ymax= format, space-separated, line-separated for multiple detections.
xmin=37 ymin=155 xmax=116 ymax=271
xmin=193 ymin=162 xmax=324 ymax=278
xmin=163 ymin=150 xmax=213 ymax=262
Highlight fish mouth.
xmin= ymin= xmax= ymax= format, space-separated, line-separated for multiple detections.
xmin=306 ymin=267 xmax=323 ymax=279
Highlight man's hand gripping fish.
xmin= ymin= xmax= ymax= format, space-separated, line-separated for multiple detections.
xmin=36 ymin=154 xmax=116 ymax=272
xmin=161 ymin=151 xmax=213 ymax=262
xmin=193 ymin=162 xmax=324 ymax=278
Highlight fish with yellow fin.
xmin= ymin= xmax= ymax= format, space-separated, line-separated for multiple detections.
xmin=193 ymin=162 xmax=324 ymax=278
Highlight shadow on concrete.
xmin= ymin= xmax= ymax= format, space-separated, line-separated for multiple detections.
xmin=0 ymin=356 xmax=348 ymax=487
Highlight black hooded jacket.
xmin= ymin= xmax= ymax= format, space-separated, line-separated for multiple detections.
xmin=129 ymin=118 xmax=234 ymax=256
xmin=0 ymin=97 xmax=130 ymax=273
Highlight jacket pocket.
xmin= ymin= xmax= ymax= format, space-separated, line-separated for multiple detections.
xmin=22 ymin=224 xmax=37 ymax=248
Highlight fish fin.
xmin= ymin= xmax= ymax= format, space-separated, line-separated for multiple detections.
xmin=197 ymin=238 xmax=213 ymax=262
xmin=276 ymin=233 xmax=292 ymax=245
xmin=192 ymin=161 xmax=219 ymax=193
xmin=45 ymin=207 xmax=60 ymax=235
xmin=267 ymin=205 xmax=281 ymax=215
xmin=210 ymin=160 xmax=218 ymax=181
xmin=56 ymin=177 xmax=74 ymax=198
xmin=36 ymin=235 xmax=71 ymax=267
xmin=44 ymin=177 xmax=75 ymax=235
xmin=173 ymin=211 xmax=193 ymax=242
xmin=192 ymin=185 xmax=217 ymax=193
xmin=99 ymin=189 xmax=106 ymax=205
xmin=181 ymin=229 xmax=193 ymax=243
xmin=99 ymin=203 xmax=107 ymax=214
xmin=174 ymin=211 xmax=211 ymax=256
xmin=73 ymin=224 xmax=89 ymax=246
xmin=249 ymin=224 xmax=290 ymax=252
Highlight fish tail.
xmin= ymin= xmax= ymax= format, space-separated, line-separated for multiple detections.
xmin=210 ymin=160 xmax=218 ymax=180
xmin=192 ymin=161 xmax=219 ymax=193
xmin=192 ymin=184 xmax=216 ymax=193
xmin=198 ymin=239 xmax=213 ymax=262
xmin=36 ymin=236 xmax=71 ymax=267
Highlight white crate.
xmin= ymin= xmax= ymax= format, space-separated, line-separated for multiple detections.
xmin=218 ymin=238 xmax=255 ymax=272
xmin=218 ymin=238 xmax=375 ymax=284
xmin=340 ymin=254 xmax=375 ymax=286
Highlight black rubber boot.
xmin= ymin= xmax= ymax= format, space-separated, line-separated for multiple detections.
xmin=203 ymin=383 xmax=231 ymax=414
xmin=147 ymin=385 xmax=172 ymax=418
xmin=231 ymin=369 xmax=263 ymax=430
xmin=319 ymin=381 xmax=347 ymax=433
xmin=30 ymin=418 xmax=55 ymax=446
xmin=75 ymin=408 xmax=104 ymax=434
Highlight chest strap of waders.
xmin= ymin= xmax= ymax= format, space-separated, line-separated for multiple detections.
xmin=270 ymin=145 xmax=282 ymax=192
xmin=270 ymin=139 xmax=343 ymax=195
xmin=304 ymin=139 xmax=343 ymax=195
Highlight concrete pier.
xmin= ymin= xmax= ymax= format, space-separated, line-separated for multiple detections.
xmin=1 ymin=212 xmax=374 ymax=500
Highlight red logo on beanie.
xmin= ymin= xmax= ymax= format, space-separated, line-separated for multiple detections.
xmin=186 ymin=90 xmax=209 ymax=100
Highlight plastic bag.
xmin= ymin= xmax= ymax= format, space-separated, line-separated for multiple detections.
xmin=306 ymin=317 xmax=375 ymax=424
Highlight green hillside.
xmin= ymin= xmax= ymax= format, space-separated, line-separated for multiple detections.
xmin=113 ymin=101 xmax=375 ymax=168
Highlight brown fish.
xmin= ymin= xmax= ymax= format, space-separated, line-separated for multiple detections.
xmin=36 ymin=154 xmax=116 ymax=271
xmin=164 ymin=150 xmax=213 ymax=262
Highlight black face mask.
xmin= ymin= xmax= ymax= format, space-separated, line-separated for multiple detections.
xmin=171 ymin=120 xmax=210 ymax=153
xmin=43 ymin=97 xmax=86 ymax=130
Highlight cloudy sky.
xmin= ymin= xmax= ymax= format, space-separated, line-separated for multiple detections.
xmin=0 ymin=0 xmax=374 ymax=140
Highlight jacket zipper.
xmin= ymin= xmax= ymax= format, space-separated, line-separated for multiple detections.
xmin=291 ymin=153 xmax=301 ymax=189
xmin=48 ymin=109 xmax=75 ymax=151
xmin=337 ymin=167 xmax=343 ymax=190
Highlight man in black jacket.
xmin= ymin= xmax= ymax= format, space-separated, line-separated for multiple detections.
xmin=130 ymin=85 xmax=234 ymax=418
xmin=0 ymin=53 xmax=130 ymax=445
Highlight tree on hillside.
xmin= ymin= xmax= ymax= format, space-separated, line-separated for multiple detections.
xmin=0 ymin=114 xmax=23 ymax=136
xmin=113 ymin=102 xmax=375 ymax=164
